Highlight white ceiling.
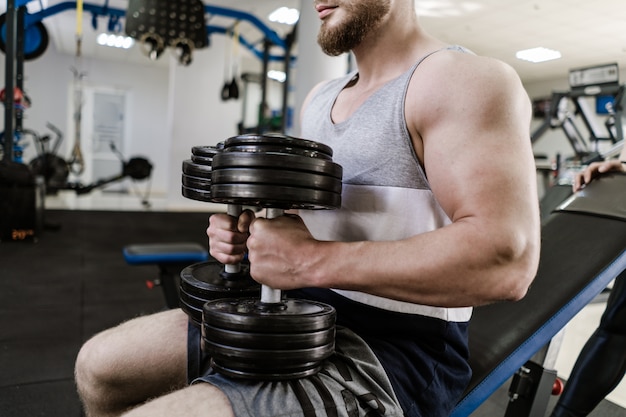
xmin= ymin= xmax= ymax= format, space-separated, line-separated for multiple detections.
xmin=5 ymin=0 xmax=626 ymax=84
xmin=418 ymin=0 xmax=626 ymax=83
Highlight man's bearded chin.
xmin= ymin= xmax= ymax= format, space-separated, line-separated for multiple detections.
xmin=316 ymin=1 xmax=390 ymax=56
xmin=317 ymin=21 xmax=366 ymax=56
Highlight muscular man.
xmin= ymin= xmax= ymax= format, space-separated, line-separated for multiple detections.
xmin=74 ymin=1 xmax=540 ymax=416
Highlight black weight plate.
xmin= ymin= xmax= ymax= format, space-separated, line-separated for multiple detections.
xmin=203 ymin=338 xmax=334 ymax=365
xmin=180 ymin=261 xmax=259 ymax=297
xmin=212 ymin=152 xmax=343 ymax=179
xmin=210 ymin=183 xmax=341 ymax=209
xmin=224 ymin=145 xmax=332 ymax=160
xmin=192 ymin=145 xmax=221 ymax=157
xmin=182 ymin=185 xmax=212 ymax=202
xmin=211 ymin=168 xmax=342 ymax=194
xmin=179 ymin=284 xmax=258 ymax=311
xmin=203 ymin=298 xmax=336 ymax=333
xmin=179 ymin=295 xmax=203 ymax=326
xmin=179 ymin=286 xmax=209 ymax=307
xmin=182 ymin=159 xmax=212 ymax=178
xmin=179 ymin=260 xmax=259 ymax=325
xmin=224 ymin=134 xmax=333 ymax=158
xmin=191 ymin=154 xmax=214 ymax=165
xmin=179 ymin=286 xmax=230 ymax=311
xmin=210 ymin=358 xmax=323 ymax=380
xmin=202 ymin=323 xmax=335 ymax=349
xmin=182 ymin=173 xmax=211 ymax=190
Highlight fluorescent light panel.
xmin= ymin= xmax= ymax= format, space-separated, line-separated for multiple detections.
xmin=516 ymin=47 xmax=561 ymax=63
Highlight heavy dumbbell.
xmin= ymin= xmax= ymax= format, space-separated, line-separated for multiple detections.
xmin=200 ymin=133 xmax=342 ymax=380
xmin=180 ymin=143 xmax=259 ymax=326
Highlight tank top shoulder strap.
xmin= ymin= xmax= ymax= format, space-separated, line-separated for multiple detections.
xmin=408 ymin=45 xmax=471 ymax=75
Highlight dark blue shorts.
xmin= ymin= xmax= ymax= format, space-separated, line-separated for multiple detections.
xmin=187 ymin=288 xmax=471 ymax=417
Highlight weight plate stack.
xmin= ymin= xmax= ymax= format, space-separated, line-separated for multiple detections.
xmin=223 ymin=133 xmax=334 ymax=160
xmin=181 ymin=144 xmax=222 ymax=202
xmin=180 ymin=142 xmax=259 ymax=326
xmin=210 ymin=134 xmax=343 ymax=210
xmin=197 ymin=133 xmax=343 ymax=380
xmin=202 ymin=298 xmax=336 ymax=380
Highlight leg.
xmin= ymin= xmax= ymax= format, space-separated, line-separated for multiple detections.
xmin=551 ymin=269 xmax=626 ymax=417
xmin=75 ymin=309 xmax=190 ymax=417
xmin=121 ymin=383 xmax=234 ymax=417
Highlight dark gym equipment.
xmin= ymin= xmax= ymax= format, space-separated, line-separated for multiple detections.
xmin=179 ymin=260 xmax=259 ymax=326
xmin=181 ymin=144 xmax=221 ymax=203
xmin=26 ymin=123 xmax=69 ymax=193
xmin=62 ymin=156 xmax=153 ymax=195
xmin=450 ymin=173 xmax=626 ymax=417
xmin=1 ymin=2 xmax=44 ymax=242
xmin=220 ymin=23 xmax=240 ymax=101
xmin=1 ymin=2 xmax=154 ymax=243
xmin=124 ymin=0 xmax=208 ymax=66
xmin=202 ymin=298 xmax=336 ymax=379
xmin=224 ymin=133 xmax=333 ymax=157
xmin=532 ymin=63 xmax=625 ymax=167
xmin=123 ymin=242 xmax=209 ymax=309
xmin=204 ymin=134 xmax=341 ymax=380
xmin=0 ymin=159 xmax=44 ymax=242
xmin=179 ymin=133 xmax=343 ymax=380
xmin=0 ymin=11 xmax=49 ymax=61
xmin=179 ymin=143 xmax=261 ymax=326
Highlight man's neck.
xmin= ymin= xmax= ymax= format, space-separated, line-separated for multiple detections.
xmin=350 ymin=28 xmax=444 ymax=87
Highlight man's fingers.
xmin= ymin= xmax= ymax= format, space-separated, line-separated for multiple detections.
xmin=237 ymin=209 xmax=256 ymax=234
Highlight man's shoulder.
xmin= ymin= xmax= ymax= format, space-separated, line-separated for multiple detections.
xmin=409 ymin=50 xmax=522 ymax=102
xmin=404 ymin=48 xmax=528 ymax=134
xmin=424 ymin=49 xmax=514 ymax=81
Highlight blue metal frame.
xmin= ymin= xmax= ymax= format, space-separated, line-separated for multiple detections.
xmin=19 ymin=1 xmax=292 ymax=61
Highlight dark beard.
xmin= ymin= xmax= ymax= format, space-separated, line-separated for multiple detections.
xmin=317 ymin=0 xmax=391 ymax=56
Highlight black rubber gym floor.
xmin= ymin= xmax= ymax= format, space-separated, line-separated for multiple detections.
xmin=0 ymin=209 xmax=210 ymax=417
xmin=0 ymin=209 xmax=624 ymax=416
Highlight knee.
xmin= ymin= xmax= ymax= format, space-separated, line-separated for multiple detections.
xmin=75 ymin=334 xmax=101 ymax=383
xmin=75 ymin=330 xmax=122 ymax=401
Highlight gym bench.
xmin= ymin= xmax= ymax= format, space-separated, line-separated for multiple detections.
xmin=123 ymin=242 xmax=208 ymax=309
xmin=452 ymin=173 xmax=626 ymax=417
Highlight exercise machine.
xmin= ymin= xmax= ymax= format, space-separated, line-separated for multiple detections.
xmin=532 ymin=63 xmax=625 ymax=173
xmin=451 ymin=173 xmax=626 ymax=417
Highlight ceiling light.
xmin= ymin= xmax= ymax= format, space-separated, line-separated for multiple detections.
xmin=268 ymin=70 xmax=286 ymax=83
xmin=516 ymin=47 xmax=561 ymax=63
xmin=97 ymin=33 xmax=135 ymax=50
xmin=268 ymin=7 xmax=299 ymax=25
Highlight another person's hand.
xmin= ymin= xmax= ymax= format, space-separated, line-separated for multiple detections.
xmin=573 ymin=159 xmax=625 ymax=192
xmin=207 ymin=209 xmax=255 ymax=265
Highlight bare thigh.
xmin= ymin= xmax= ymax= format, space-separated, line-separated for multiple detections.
xmin=121 ymin=383 xmax=234 ymax=417
xmin=78 ymin=308 xmax=190 ymax=406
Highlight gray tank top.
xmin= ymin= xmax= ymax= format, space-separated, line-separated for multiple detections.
xmin=299 ymin=46 xmax=472 ymax=322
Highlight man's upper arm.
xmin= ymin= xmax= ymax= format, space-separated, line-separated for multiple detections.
xmin=417 ymin=56 xmax=536 ymax=232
